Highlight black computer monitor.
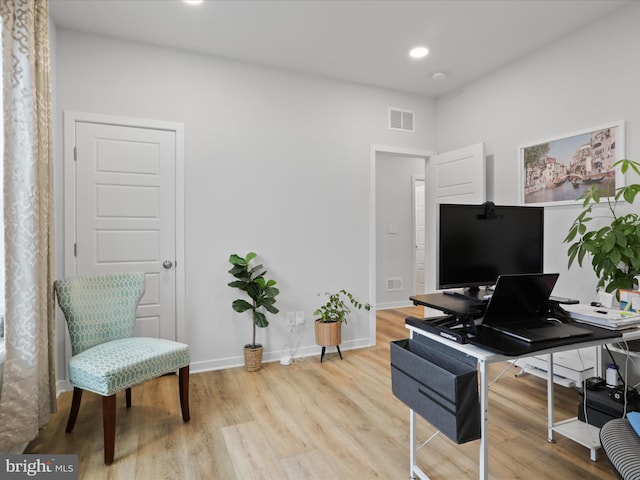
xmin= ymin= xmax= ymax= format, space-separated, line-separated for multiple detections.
xmin=437 ymin=202 xmax=544 ymax=294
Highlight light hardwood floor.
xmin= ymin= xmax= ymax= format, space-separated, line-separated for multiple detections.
xmin=26 ymin=307 xmax=618 ymax=479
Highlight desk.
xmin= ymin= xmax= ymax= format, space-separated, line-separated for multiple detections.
xmin=402 ymin=296 xmax=630 ymax=480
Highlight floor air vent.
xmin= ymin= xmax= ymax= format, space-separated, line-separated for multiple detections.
xmin=387 ymin=277 xmax=403 ymax=291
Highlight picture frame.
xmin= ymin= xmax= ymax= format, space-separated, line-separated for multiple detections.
xmin=518 ymin=121 xmax=625 ymax=206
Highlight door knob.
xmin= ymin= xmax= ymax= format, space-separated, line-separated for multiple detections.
xmin=163 ymin=260 xmax=173 ymax=269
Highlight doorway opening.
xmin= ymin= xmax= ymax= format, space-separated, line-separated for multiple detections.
xmin=370 ymin=145 xmax=433 ymax=345
xmin=369 ymin=143 xmax=486 ymax=345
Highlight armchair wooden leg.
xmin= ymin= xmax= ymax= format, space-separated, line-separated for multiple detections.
xmin=103 ymin=394 xmax=117 ymax=465
xmin=66 ymin=387 xmax=83 ymax=433
xmin=126 ymin=387 xmax=132 ymax=408
xmin=179 ymin=365 xmax=190 ymax=422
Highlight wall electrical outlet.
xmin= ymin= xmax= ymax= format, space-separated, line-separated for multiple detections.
xmin=287 ymin=312 xmax=295 ymax=326
xmin=295 ymin=311 xmax=305 ymax=325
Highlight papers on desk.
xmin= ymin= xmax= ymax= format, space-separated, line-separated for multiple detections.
xmin=563 ymin=303 xmax=640 ymax=330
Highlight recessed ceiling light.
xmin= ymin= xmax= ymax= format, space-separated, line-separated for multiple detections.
xmin=409 ymin=46 xmax=429 ymax=59
xmin=183 ymin=0 xmax=204 ymax=5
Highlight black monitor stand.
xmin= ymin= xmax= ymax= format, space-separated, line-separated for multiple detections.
xmin=409 ymin=292 xmax=486 ymax=344
xmin=461 ymin=286 xmax=483 ymax=301
xmin=442 ymin=286 xmax=492 ymax=303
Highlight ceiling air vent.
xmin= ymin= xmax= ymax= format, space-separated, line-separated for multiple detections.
xmin=389 ymin=108 xmax=414 ymax=132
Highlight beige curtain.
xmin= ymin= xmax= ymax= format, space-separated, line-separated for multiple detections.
xmin=0 ymin=0 xmax=56 ymax=450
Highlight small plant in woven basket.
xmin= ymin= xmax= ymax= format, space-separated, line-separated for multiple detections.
xmin=313 ymin=289 xmax=371 ymax=361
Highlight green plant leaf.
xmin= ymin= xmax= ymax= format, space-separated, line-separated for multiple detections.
xmin=567 ymin=242 xmax=579 ymax=266
xmin=263 ymin=303 xmax=279 ymax=314
xmin=615 ymin=230 xmax=628 ymax=248
xmin=610 ymin=248 xmax=622 ymax=267
xmin=577 ymin=208 xmax=591 ymax=222
xmin=228 ymin=253 xmax=246 ymax=266
xmin=228 ymin=280 xmax=248 ymax=289
xmin=578 ymin=223 xmax=587 ymax=235
xmin=246 ymin=282 xmax=262 ymax=301
xmin=577 ymin=246 xmax=587 ymax=266
xmin=623 ymin=184 xmax=640 ymax=204
xmin=228 ymin=264 xmax=247 ymax=276
xmin=232 ymin=299 xmax=253 ymax=313
xmin=602 ymin=233 xmax=616 ymax=252
xmin=254 ymin=311 xmax=269 ymax=328
xmin=264 ymin=286 xmax=279 ymax=297
xmin=564 ymin=225 xmax=578 ymax=243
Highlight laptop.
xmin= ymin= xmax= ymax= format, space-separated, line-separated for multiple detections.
xmin=480 ymin=273 xmax=592 ymax=343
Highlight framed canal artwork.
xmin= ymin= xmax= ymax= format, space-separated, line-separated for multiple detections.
xmin=519 ymin=121 xmax=625 ymax=206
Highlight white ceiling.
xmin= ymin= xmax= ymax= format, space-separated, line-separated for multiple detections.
xmin=49 ymin=0 xmax=634 ymax=98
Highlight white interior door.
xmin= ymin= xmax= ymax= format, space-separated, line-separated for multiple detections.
xmin=413 ymin=177 xmax=426 ymax=295
xmin=430 ymin=143 xmax=486 ymax=204
xmin=68 ymin=115 xmax=183 ymax=341
xmin=425 ymin=143 xmax=486 ymax=294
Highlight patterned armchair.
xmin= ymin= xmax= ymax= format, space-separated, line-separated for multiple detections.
xmin=54 ymin=272 xmax=190 ymax=464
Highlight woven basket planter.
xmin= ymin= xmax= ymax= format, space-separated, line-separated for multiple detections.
xmin=244 ymin=344 xmax=263 ymax=372
xmin=315 ymin=320 xmax=342 ymax=347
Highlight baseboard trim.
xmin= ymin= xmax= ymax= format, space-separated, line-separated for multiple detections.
xmin=376 ymin=300 xmax=414 ymax=310
xmin=190 ymin=339 xmax=372 ymax=373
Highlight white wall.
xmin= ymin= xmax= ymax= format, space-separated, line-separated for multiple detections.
xmin=54 ymin=3 xmax=640 ymax=381
xmin=376 ymin=154 xmax=425 ymax=308
xmin=436 ymin=2 xmax=640 ymax=304
xmin=53 ymin=29 xmax=437 ymax=376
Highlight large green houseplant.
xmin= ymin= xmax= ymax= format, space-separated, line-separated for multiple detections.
xmin=565 ymin=159 xmax=640 ymax=293
xmin=228 ymin=252 xmax=280 ymax=371
xmin=313 ymin=289 xmax=371 ymax=362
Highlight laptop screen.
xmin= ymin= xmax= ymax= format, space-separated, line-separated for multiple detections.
xmin=482 ymin=273 xmax=559 ymax=323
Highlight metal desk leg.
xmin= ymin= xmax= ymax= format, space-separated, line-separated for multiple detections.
xmin=410 ymin=409 xmax=417 ymax=479
xmin=547 ymin=353 xmax=556 ymax=443
xmin=409 ymin=409 xmax=430 ymax=480
xmin=479 ymin=358 xmax=489 ymax=480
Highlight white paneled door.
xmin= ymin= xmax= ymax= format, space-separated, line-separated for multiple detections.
xmin=66 ymin=114 xmax=184 ymax=341
xmin=430 ymin=143 xmax=486 ymax=205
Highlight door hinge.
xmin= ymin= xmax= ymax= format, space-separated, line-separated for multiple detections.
xmin=74 ymin=146 xmax=77 ymax=161
xmin=74 ymin=243 xmax=77 ymax=257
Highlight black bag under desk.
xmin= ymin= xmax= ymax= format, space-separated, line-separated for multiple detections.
xmin=390 ymin=334 xmax=481 ymax=444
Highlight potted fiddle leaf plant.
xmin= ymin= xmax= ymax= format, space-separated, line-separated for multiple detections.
xmin=228 ymin=252 xmax=280 ymax=371
xmin=565 ymin=159 xmax=640 ymax=294
xmin=313 ymin=289 xmax=371 ymax=362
